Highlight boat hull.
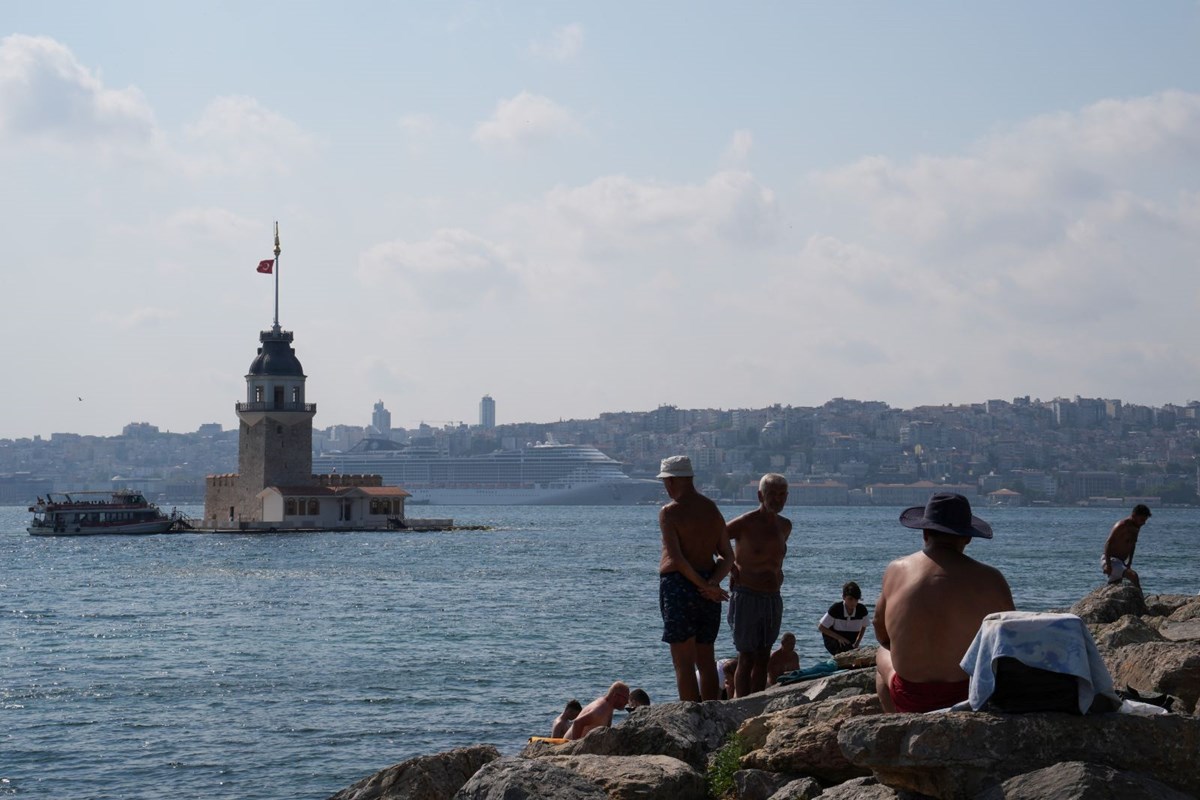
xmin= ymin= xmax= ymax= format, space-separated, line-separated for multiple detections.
xmin=28 ymin=520 xmax=177 ymax=536
xmin=400 ymin=479 xmax=663 ymax=505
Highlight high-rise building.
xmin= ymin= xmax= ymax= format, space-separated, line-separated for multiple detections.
xmin=371 ymin=400 xmax=391 ymax=434
xmin=479 ymin=394 xmax=496 ymax=429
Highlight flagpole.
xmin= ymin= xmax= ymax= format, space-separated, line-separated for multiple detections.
xmin=273 ymin=221 xmax=281 ymax=330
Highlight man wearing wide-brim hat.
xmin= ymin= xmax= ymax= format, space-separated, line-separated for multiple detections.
xmin=874 ymin=492 xmax=1015 ymax=713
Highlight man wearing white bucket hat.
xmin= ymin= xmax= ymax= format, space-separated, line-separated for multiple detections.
xmin=656 ymin=455 xmax=733 ymax=702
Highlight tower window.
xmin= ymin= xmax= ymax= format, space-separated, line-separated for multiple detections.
xmin=255 ymin=386 xmax=263 ymax=402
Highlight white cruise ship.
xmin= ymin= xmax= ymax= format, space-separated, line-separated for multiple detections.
xmin=313 ymin=438 xmax=662 ymax=505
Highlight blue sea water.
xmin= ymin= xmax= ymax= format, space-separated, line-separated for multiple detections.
xmin=2 ymin=502 xmax=1197 ymax=799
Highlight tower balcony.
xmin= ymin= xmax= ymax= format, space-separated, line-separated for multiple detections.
xmin=236 ymin=401 xmax=317 ymax=414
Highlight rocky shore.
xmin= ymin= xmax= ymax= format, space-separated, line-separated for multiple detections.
xmin=328 ymin=585 xmax=1200 ymax=799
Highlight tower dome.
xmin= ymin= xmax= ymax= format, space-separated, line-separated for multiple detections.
xmin=247 ymin=329 xmax=304 ymax=377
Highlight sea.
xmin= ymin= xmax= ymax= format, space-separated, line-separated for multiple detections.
xmin=2 ymin=502 xmax=1197 ymax=799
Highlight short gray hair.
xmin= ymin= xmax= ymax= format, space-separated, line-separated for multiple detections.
xmin=759 ymin=473 xmax=787 ymax=492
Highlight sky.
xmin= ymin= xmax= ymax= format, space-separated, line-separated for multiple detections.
xmin=3 ymin=2 xmax=1200 ymax=439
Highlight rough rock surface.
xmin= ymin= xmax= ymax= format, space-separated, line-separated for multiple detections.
xmin=740 ymin=694 xmax=880 ymax=782
xmin=1145 ymin=594 xmax=1197 ymax=618
xmin=807 ymin=776 xmax=912 ymax=799
xmin=1070 ymin=583 xmax=1147 ymax=623
xmin=837 ymin=711 xmax=1200 ymax=799
xmin=1089 ymin=613 xmax=1164 ymax=650
xmin=328 ymin=745 xmax=499 ymax=800
xmin=452 ymin=757 xmax=606 ymax=800
xmin=1103 ymin=640 xmax=1200 ymax=713
xmin=973 ymin=761 xmax=1195 ymax=800
xmin=540 ymin=701 xmax=742 ymax=770
xmin=731 ymin=768 xmax=791 ymax=800
xmin=764 ymin=776 xmax=822 ymax=800
xmin=537 ymin=754 xmax=705 ymax=800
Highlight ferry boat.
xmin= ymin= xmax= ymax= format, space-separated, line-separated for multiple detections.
xmin=28 ymin=491 xmax=177 ymax=536
xmin=314 ymin=438 xmax=662 ymax=505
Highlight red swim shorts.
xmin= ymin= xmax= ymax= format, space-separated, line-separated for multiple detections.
xmin=889 ymin=673 xmax=969 ymax=713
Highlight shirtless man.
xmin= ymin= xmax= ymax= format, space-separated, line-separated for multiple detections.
xmin=875 ymin=493 xmax=1014 ymax=713
xmin=657 ymin=455 xmax=733 ymax=702
xmin=1102 ymin=504 xmax=1150 ymax=590
xmin=726 ymin=473 xmax=792 ymax=697
xmin=563 ymin=682 xmax=629 ymax=740
xmin=550 ymin=698 xmax=581 ymax=738
xmin=767 ymin=631 xmax=800 ymax=686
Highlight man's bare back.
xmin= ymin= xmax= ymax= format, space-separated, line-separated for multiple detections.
xmin=876 ymin=543 xmax=1014 ymax=683
xmin=564 ymin=682 xmax=629 ymax=740
xmin=659 ymin=489 xmax=730 ymax=589
xmin=875 ymin=493 xmax=1014 ymax=713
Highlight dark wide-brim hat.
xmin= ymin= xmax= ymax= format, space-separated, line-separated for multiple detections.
xmin=899 ymin=492 xmax=993 ymax=539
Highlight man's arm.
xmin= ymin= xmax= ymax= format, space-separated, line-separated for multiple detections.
xmin=873 ymin=576 xmax=890 ymax=649
xmin=709 ymin=522 xmax=735 ymax=590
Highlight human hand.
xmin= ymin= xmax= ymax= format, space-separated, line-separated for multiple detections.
xmin=701 ymin=583 xmax=729 ymax=602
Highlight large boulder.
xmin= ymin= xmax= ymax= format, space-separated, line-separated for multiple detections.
xmin=540 ymin=701 xmax=742 ymax=770
xmin=808 ymin=776 xmax=914 ymax=799
xmin=1145 ymin=594 xmax=1198 ymax=618
xmin=538 ymin=754 xmax=706 ymax=800
xmin=731 ymin=768 xmax=791 ymax=800
xmin=452 ymin=757 xmax=606 ymax=799
xmin=328 ymin=745 xmax=499 ymax=800
xmin=837 ymin=711 xmax=1200 ymax=799
xmin=1070 ymin=584 xmax=1147 ymax=624
xmin=973 ymin=760 xmax=1195 ymax=800
xmin=1103 ymin=640 xmax=1200 ymax=713
xmin=740 ymin=694 xmax=881 ymax=783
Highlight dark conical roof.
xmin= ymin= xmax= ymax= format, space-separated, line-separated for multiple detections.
xmin=247 ymin=327 xmax=305 ymax=377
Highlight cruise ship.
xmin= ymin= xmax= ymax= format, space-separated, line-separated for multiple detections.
xmin=313 ymin=438 xmax=662 ymax=505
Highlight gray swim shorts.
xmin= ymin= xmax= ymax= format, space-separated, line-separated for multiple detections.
xmin=727 ymin=586 xmax=782 ymax=653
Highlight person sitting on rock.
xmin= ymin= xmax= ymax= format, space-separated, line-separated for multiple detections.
xmin=563 ymin=682 xmax=630 ymax=740
xmin=819 ymin=581 xmax=871 ymax=655
xmin=550 ymin=698 xmax=582 ymax=738
xmin=767 ymin=631 xmax=800 ymax=686
xmin=874 ymin=493 xmax=1015 ymax=713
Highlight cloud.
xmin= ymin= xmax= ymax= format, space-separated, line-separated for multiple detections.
xmin=0 ymin=34 xmax=157 ymax=151
xmin=472 ymin=91 xmax=583 ymax=150
xmin=723 ymin=129 xmax=753 ymax=166
xmin=357 ymin=228 xmax=519 ymax=310
xmin=181 ymin=95 xmax=316 ymax=176
xmin=527 ymin=23 xmax=584 ymax=61
xmin=100 ymin=306 xmax=177 ymax=330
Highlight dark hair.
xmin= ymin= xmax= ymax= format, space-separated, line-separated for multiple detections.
xmin=1133 ymin=504 xmax=1152 ymax=518
xmin=842 ymin=581 xmax=862 ymax=600
xmin=566 ymin=698 xmax=582 ymax=711
xmin=629 ymin=688 xmax=650 ymax=705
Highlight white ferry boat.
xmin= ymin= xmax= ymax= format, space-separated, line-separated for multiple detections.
xmin=314 ymin=439 xmax=662 ymax=505
xmin=28 ymin=491 xmax=177 ymax=536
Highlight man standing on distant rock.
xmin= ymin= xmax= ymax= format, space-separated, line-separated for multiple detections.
xmin=563 ymin=682 xmax=630 ymax=740
xmin=657 ymin=455 xmax=733 ymax=702
xmin=1102 ymin=503 xmax=1150 ymax=590
xmin=726 ymin=473 xmax=791 ymax=697
xmin=874 ymin=493 xmax=1015 ymax=713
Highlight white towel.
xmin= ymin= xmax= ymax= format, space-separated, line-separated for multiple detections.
xmin=959 ymin=611 xmax=1120 ymax=714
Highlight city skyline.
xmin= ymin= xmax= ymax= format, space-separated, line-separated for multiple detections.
xmin=3 ymin=3 xmax=1200 ymax=439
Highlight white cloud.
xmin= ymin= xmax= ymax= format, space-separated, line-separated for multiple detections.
xmin=357 ymin=228 xmax=519 ymax=312
xmin=181 ymin=95 xmax=316 ymax=176
xmin=723 ymin=129 xmax=753 ymax=166
xmin=472 ymin=91 xmax=583 ymax=150
xmin=0 ymin=34 xmax=157 ymax=151
xmin=527 ymin=23 xmax=584 ymax=61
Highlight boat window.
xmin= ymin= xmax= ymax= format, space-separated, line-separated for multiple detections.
xmin=307 ymin=499 xmax=319 ymax=515
xmin=285 ymin=498 xmax=296 ymax=516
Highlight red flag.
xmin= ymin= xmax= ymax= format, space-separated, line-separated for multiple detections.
xmin=257 ymin=259 xmax=274 ymax=274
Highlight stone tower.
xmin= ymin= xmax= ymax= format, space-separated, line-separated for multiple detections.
xmin=204 ymin=323 xmax=317 ymax=525
xmin=237 ymin=324 xmax=316 ymax=488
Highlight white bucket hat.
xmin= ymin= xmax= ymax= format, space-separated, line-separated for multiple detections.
xmin=656 ymin=455 xmax=694 ymax=478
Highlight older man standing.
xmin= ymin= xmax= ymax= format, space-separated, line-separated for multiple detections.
xmin=874 ymin=493 xmax=1014 ymax=713
xmin=726 ymin=473 xmax=792 ymax=697
xmin=657 ymin=455 xmax=733 ymax=702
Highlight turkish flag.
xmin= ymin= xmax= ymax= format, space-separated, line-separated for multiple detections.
xmin=257 ymin=259 xmax=274 ymax=274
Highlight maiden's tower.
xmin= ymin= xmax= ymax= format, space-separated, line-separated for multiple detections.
xmin=203 ymin=226 xmax=410 ymax=530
